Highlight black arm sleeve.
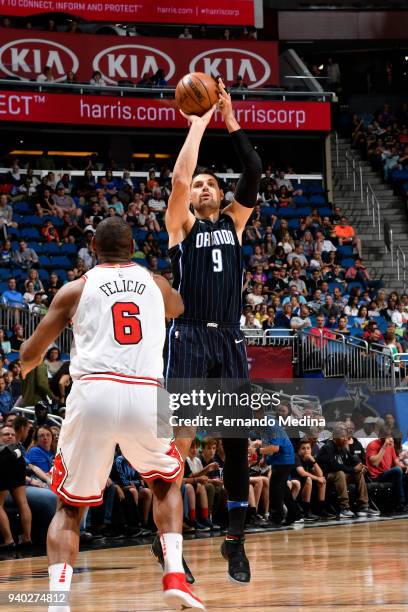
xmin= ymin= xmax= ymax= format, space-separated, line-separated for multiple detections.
xmin=230 ymin=129 xmax=262 ymax=209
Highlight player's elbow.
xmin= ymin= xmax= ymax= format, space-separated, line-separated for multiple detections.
xmin=167 ymin=297 xmax=184 ymax=319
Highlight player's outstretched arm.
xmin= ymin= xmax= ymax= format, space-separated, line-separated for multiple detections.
xmin=20 ymin=279 xmax=84 ymax=378
xmin=166 ymin=105 xmax=216 ymax=247
xmin=153 ymin=274 xmax=184 ymax=319
xmin=218 ymin=79 xmax=262 ymax=240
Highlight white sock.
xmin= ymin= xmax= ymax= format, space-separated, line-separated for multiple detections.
xmin=49 ymin=562 xmax=73 ymax=591
xmin=160 ymin=533 xmax=184 ymax=574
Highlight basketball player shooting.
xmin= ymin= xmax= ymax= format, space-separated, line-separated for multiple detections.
xmin=152 ymin=80 xmax=262 ymax=585
xmin=20 ymin=217 xmax=206 ymax=612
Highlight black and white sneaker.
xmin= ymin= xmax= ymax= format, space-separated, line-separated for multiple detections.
xmin=151 ymin=535 xmax=195 ymax=584
xmin=221 ymin=538 xmax=251 ymax=585
xmin=339 ymin=508 xmax=355 ymax=519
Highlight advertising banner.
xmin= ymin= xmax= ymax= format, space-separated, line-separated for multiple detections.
xmin=0 ymin=1 xmax=254 ymax=25
xmin=0 ymin=91 xmax=332 ymax=130
xmin=0 ymin=30 xmax=276 ymax=87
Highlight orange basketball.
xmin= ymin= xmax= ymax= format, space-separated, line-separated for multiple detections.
xmin=175 ymin=72 xmax=219 ymax=116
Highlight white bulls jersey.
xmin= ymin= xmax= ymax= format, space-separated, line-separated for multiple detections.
xmin=69 ymin=263 xmax=165 ymax=380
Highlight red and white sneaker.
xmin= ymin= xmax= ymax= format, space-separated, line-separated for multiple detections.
xmin=163 ymin=572 xmax=206 ymax=610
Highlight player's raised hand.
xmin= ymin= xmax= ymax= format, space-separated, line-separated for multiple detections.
xmin=217 ymin=77 xmax=234 ymax=120
xmin=179 ymin=104 xmax=216 ymax=127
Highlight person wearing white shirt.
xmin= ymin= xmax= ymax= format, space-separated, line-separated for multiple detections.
xmin=37 ymin=66 xmax=54 ymax=82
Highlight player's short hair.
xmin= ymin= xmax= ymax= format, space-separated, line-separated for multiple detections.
xmin=13 ymin=415 xmax=29 ymax=432
xmin=192 ymin=168 xmax=221 ymax=188
xmin=95 ymin=217 xmax=132 ymax=258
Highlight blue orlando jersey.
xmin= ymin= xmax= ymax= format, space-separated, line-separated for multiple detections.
xmin=169 ymin=214 xmax=244 ymax=324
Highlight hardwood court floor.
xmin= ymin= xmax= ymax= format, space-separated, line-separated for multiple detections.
xmin=1 ymin=520 xmax=408 ymax=612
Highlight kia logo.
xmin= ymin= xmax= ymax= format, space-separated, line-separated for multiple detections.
xmin=0 ymin=38 xmax=79 ymax=82
xmin=93 ymin=44 xmax=176 ymax=85
xmin=189 ymin=48 xmax=271 ymax=89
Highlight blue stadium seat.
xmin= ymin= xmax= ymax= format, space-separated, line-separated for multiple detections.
xmin=295 ymin=207 xmax=312 ymax=217
xmin=43 ymin=243 xmax=61 ymax=256
xmin=54 ymin=269 xmax=68 ymax=282
xmin=8 ymin=352 xmax=19 ymax=362
xmin=0 ymin=282 xmax=9 ymax=294
xmin=7 ymin=227 xmax=20 ymax=239
xmin=309 ymin=195 xmax=326 ymax=206
xmin=309 ymin=185 xmax=325 ymax=195
xmin=242 ymin=245 xmax=254 ymax=257
xmin=38 ymin=255 xmax=52 ymax=269
xmin=348 ymin=281 xmax=363 ymax=290
xmin=260 ymin=206 xmax=276 ymax=217
xmin=21 ymin=228 xmax=40 ymax=241
xmin=337 ymin=245 xmax=354 ymax=257
xmin=318 ymin=207 xmax=333 ymax=217
xmin=136 ymin=259 xmax=148 ymax=267
xmin=27 ymin=242 xmax=43 ymax=254
xmin=22 ymin=215 xmax=43 ymax=227
xmin=328 ymin=282 xmax=344 ymax=292
xmin=293 ymin=195 xmax=308 ymax=206
xmin=50 ymin=256 xmax=72 ymax=270
xmin=341 ymin=258 xmax=355 ymax=268
xmin=158 ymin=231 xmax=168 ymax=243
xmin=38 ymin=269 xmax=49 ymax=281
xmin=13 ymin=214 xmax=25 ymax=226
xmin=60 ymin=243 xmax=77 ymax=257
xmin=0 ymin=269 xmax=10 ymax=281
xmin=278 ymin=208 xmax=298 ymax=219
xmin=288 ymin=219 xmax=300 ymax=230
xmin=13 ymin=202 xmax=30 ymax=214
xmin=157 ymin=258 xmax=170 ymax=270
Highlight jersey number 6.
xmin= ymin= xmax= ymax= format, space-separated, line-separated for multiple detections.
xmin=111 ymin=302 xmax=143 ymax=345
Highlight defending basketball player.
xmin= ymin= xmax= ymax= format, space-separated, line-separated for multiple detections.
xmin=152 ymin=81 xmax=262 ymax=584
xmin=20 ymin=217 xmax=206 ymax=612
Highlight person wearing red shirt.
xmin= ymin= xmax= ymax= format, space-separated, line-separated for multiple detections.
xmin=366 ymin=428 xmax=408 ymax=511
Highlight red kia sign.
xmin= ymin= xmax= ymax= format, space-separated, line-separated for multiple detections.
xmin=0 ymin=0 xmax=254 ymax=25
xmin=0 ymin=91 xmax=331 ymax=131
xmin=0 ymin=30 xmax=278 ymax=88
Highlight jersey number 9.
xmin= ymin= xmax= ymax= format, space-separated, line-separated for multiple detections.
xmin=111 ymin=302 xmax=143 ymax=345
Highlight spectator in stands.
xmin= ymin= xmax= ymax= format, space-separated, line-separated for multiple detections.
xmin=41 ymin=220 xmax=60 ymax=244
xmin=114 ymin=453 xmax=153 ymax=535
xmin=25 ymin=426 xmax=54 ymax=474
xmin=12 ymin=240 xmax=39 ymax=271
xmin=354 ymin=416 xmax=379 ymax=448
xmin=344 ymin=295 xmax=360 ymax=317
xmin=262 ymin=309 xmax=276 ymax=331
xmin=179 ymin=27 xmax=193 ymax=39
xmin=276 ymin=170 xmax=294 ymax=193
xmin=66 ymin=20 xmax=82 ymax=34
xmin=148 ymin=189 xmax=166 ymax=213
xmin=333 ymin=216 xmax=362 ymax=259
xmin=232 ymin=75 xmax=248 ymax=89
xmin=29 ymin=293 xmax=48 ymax=316
xmin=137 ymin=73 xmax=153 ymax=88
xmin=9 ymin=324 xmax=25 ymax=352
xmin=294 ymin=440 xmax=333 ymax=520
xmin=24 ymin=269 xmax=44 ymax=294
xmin=246 ymin=283 xmax=265 ymax=307
xmin=0 ymin=377 xmax=13 ymax=416
xmin=335 ymin=315 xmax=351 ymax=335
xmin=52 ymin=186 xmax=78 ymax=218
xmin=366 ymin=427 xmax=408 ymax=511
xmin=152 ymin=69 xmax=168 ymax=87
xmin=0 ymin=195 xmax=17 ymax=238
xmin=1 ymin=278 xmax=25 ymax=310
xmin=277 ymin=186 xmax=293 ymax=208
xmin=0 ymin=329 xmax=11 ymax=355
xmin=0 ymin=240 xmax=13 ymax=268
xmin=62 ymin=71 xmax=77 ymax=84
xmin=221 ymin=28 xmax=233 ymax=40
xmin=241 ymin=312 xmax=261 ymax=330
xmin=91 ymin=70 xmax=108 ymax=86
xmin=317 ymin=423 xmax=375 ymax=517
xmin=275 ymin=303 xmax=293 ymax=329
xmin=198 ymin=438 xmax=224 ymax=526
xmin=0 ymin=425 xmax=32 ymax=548
xmin=184 ymin=439 xmax=216 ymax=530
xmin=37 ymin=66 xmax=54 ymax=83
xmin=78 ymin=231 xmax=97 ymax=270
xmin=290 ymin=304 xmax=312 ymax=330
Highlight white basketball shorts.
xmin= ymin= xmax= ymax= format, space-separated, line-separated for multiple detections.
xmin=50 ymin=373 xmax=183 ymax=506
